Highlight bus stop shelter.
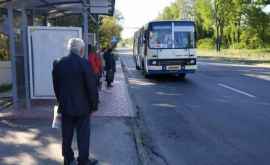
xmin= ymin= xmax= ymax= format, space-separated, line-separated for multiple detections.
xmin=0 ymin=0 xmax=115 ymax=110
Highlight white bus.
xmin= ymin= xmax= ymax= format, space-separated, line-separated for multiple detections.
xmin=133 ymin=21 xmax=197 ymax=78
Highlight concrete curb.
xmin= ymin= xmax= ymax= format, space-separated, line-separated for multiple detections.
xmin=120 ymin=57 xmax=168 ymax=165
xmin=119 ymin=58 xmax=147 ymax=165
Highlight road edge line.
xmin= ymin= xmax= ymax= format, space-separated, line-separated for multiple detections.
xmin=218 ymin=83 xmax=256 ymax=98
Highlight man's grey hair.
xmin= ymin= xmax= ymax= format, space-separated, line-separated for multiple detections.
xmin=67 ymin=38 xmax=85 ymax=56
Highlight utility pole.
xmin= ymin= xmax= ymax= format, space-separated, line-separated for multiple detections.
xmin=7 ymin=1 xmax=18 ymax=111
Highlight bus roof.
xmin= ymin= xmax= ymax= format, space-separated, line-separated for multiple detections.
xmin=135 ymin=20 xmax=195 ymax=35
xmin=148 ymin=20 xmax=194 ymax=24
xmin=148 ymin=20 xmax=195 ymax=26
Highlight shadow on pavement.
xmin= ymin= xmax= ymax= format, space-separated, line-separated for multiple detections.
xmin=0 ymin=120 xmax=62 ymax=165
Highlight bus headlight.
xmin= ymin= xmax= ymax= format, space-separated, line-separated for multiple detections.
xmin=152 ymin=61 xmax=157 ymax=65
xmin=189 ymin=59 xmax=196 ymax=65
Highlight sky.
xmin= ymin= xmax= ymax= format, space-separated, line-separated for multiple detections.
xmin=263 ymin=5 xmax=270 ymax=13
xmin=115 ymin=1 xmax=270 ymax=39
xmin=115 ymin=0 xmax=175 ymax=39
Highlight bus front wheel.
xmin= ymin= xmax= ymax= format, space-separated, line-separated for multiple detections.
xmin=178 ymin=73 xmax=186 ymax=79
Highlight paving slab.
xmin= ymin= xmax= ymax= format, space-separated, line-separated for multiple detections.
xmin=0 ymin=60 xmax=138 ymax=165
xmin=94 ymin=62 xmax=135 ymax=117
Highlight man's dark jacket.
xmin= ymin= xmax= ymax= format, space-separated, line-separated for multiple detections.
xmin=52 ymin=53 xmax=98 ymax=116
xmin=103 ymin=49 xmax=116 ymax=72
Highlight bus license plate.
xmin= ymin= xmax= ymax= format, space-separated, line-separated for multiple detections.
xmin=167 ymin=65 xmax=180 ymax=70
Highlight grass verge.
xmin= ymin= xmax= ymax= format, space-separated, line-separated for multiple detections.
xmin=198 ymin=49 xmax=270 ymax=66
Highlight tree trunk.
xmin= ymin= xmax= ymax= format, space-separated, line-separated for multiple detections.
xmin=220 ymin=24 xmax=224 ymax=50
xmin=237 ymin=18 xmax=241 ymax=43
xmin=216 ymin=24 xmax=219 ymax=52
xmin=216 ymin=24 xmax=221 ymax=52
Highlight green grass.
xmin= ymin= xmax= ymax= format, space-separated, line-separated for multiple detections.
xmin=198 ymin=49 xmax=270 ymax=66
xmin=0 ymin=83 xmax=12 ymax=93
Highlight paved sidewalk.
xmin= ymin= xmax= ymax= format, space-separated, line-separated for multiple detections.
xmin=94 ymin=61 xmax=135 ymax=117
xmin=0 ymin=61 xmax=139 ymax=165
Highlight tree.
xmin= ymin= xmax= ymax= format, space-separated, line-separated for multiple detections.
xmin=157 ymin=0 xmax=195 ymax=20
xmin=246 ymin=5 xmax=269 ymax=42
xmin=212 ymin=0 xmax=236 ymax=51
xmin=195 ymin=0 xmax=214 ymax=39
xmin=119 ymin=37 xmax=133 ymax=48
xmin=99 ymin=15 xmax=123 ymax=48
xmin=158 ymin=2 xmax=180 ymax=20
xmin=223 ymin=0 xmax=246 ymax=46
xmin=158 ymin=0 xmax=270 ymax=49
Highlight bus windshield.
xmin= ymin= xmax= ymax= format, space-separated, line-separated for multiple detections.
xmin=149 ymin=22 xmax=195 ymax=49
xmin=149 ymin=24 xmax=172 ymax=49
xmin=174 ymin=31 xmax=194 ymax=49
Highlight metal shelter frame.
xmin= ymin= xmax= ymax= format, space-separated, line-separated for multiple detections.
xmin=0 ymin=0 xmax=115 ymax=111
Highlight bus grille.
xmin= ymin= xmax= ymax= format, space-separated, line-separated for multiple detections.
xmin=158 ymin=60 xmax=189 ymax=65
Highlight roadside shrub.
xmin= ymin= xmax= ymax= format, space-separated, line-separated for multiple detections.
xmin=197 ymin=38 xmax=215 ymax=49
xmin=240 ymin=29 xmax=264 ymax=49
xmin=249 ymin=36 xmax=264 ymax=49
xmin=229 ymin=43 xmax=246 ymax=49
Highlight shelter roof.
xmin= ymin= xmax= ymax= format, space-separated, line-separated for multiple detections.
xmin=0 ymin=0 xmax=115 ymax=17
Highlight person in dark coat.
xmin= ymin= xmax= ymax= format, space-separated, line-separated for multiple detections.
xmin=103 ymin=47 xmax=116 ymax=87
xmin=52 ymin=38 xmax=98 ymax=165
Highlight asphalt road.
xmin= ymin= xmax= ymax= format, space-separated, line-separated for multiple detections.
xmin=117 ymin=48 xmax=270 ymax=165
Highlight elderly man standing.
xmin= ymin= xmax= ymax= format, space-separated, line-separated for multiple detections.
xmin=52 ymin=38 xmax=98 ymax=165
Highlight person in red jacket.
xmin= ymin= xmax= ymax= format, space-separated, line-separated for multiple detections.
xmin=88 ymin=45 xmax=102 ymax=90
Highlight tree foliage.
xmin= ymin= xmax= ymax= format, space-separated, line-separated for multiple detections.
xmin=158 ymin=0 xmax=195 ymax=20
xmin=158 ymin=2 xmax=180 ymax=20
xmin=195 ymin=0 xmax=270 ymax=50
xmin=99 ymin=15 xmax=123 ymax=48
xmin=119 ymin=37 xmax=133 ymax=48
xmin=158 ymin=0 xmax=270 ymax=50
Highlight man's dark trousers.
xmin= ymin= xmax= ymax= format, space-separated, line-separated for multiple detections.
xmin=62 ymin=115 xmax=90 ymax=165
xmin=52 ymin=53 xmax=98 ymax=165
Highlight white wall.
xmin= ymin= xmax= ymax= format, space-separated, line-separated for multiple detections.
xmin=0 ymin=61 xmax=11 ymax=85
